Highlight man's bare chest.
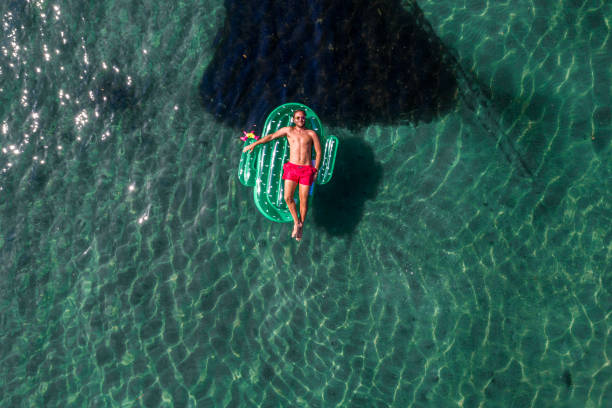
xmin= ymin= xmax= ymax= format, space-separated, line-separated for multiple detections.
xmin=287 ymin=130 xmax=311 ymax=146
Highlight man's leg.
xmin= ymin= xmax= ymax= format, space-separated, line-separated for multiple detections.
xmin=296 ymin=184 xmax=311 ymax=240
xmin=284 ymin=180 xmax=300 ymax=238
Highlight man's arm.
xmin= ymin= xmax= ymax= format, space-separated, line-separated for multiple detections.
xmin=243 ymin=127 xmax=289 ymax=153
xmin=311 ymin=130 xmax=322 ymax=175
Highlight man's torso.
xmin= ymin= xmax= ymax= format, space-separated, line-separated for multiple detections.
xmin=286 ymin=127 xmax=315 ymax=166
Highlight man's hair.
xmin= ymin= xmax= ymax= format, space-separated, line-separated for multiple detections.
xmin=293 ymin=109 xmax=306 ymax=118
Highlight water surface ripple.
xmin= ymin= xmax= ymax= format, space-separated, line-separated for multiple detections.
xmin=0 ymin=0 xmax=610 ymax=407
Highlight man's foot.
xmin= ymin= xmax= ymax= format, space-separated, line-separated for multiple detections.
xmin=295 ymin=223 xmax=303 ymax=242
xmin=291 ymin=223 xmax=299 ymax=239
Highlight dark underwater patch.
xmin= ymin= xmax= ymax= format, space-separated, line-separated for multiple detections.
xmin=562 ymin=369 xmax=572 ymax=389
xmin=200 ymin=0 xmax=458 ymax=129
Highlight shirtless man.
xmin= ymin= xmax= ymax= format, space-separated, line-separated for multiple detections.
xmin=243 ymin=110 xmax=321 ymax=241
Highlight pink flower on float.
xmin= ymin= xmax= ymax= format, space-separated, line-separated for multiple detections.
xmin=240 ymin=131 xmax=259 ymax=141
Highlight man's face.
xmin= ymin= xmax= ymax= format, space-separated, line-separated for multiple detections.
xmin=294 ymin=111 xmax=306 ymax=126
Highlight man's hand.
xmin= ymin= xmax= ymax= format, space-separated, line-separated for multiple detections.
xmin=243 ymin=143 xmax=256 ymax=153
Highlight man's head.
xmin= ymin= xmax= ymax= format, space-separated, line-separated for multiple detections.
xmin=293 ymin=110 xmax=306 ymax=127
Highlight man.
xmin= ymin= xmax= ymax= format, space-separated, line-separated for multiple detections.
xmin=243 ymin=110 xmax=321 ymax=241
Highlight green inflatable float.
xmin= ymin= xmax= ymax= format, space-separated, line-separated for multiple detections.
xmin=238 ymin=103 xmax=338 ymax=222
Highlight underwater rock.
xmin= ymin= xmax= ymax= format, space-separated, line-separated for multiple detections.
xmin=200 ymin=0 xmax=458 ymax=129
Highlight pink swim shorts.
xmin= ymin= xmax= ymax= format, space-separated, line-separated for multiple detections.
xmin=282 ymin=162 xmax=317 ymax=186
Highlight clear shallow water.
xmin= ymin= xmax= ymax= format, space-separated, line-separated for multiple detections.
xmin=0 ymin=0 xmax=610 ymax=407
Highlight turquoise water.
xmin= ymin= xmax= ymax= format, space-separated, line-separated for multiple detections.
xmin=0 ymin=0 xmax=610 ymax=407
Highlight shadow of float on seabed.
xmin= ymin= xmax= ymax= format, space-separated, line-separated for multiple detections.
xmin=312 ymin=137 xmax=382 ymax=236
